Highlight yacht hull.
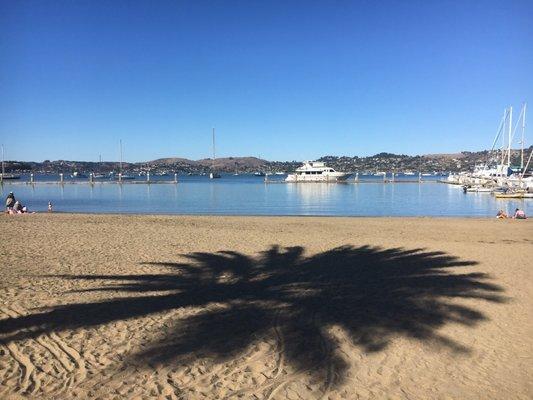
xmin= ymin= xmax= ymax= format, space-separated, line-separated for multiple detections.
xmin=285 ymin=173 xmax=350 ymax=182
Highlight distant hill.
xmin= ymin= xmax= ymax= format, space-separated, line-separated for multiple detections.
xmin=196 ymin=157 xmax=267 ymax=169
xmin=148 ymin=157 xmax=200 ymax=166
xmin=422 ymin=153 xmax=466 ymax=159
xmin=146 ymin=156 xmax=268 ymax=172
xmin=4 ymin=146 xmax=531 ymax=174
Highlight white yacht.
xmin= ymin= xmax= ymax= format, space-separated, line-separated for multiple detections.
xmin=285 ymin=161 xmax=350 ymax=182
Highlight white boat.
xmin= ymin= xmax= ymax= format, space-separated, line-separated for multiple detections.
xmin=465 ymin=186 xmax=493 ymax=193
xmin=285 ymin=161 xmax=350 ymax=182
xmin=0 ymin=173 xmax=20 ymax=180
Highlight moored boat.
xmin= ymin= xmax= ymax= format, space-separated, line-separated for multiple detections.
xmin=285 ymin=161 xmax=349 ymax=182
xmin=465 ymin=186 xmax=493 ymax=193
xmin=494 ymin=192 xmax=533 ymax=199
xmin=0 ymin=173 xmax=21 ymax=180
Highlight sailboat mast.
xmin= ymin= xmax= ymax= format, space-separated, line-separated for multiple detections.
xmin=119 ymin=140 xmax=123 ymax=173
xmin=507 ymin=106 xmax=512 ymax=166
xmin=500 ymin=108 xmax=507 ymax=172
xmin=521 ymin=103 xmax=527 ymax=170
xmin=212 ymin=128 xmax=216 ymax=163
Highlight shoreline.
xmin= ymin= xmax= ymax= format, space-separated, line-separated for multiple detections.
xmin=4 ymin=210 xmax=531 ymax=219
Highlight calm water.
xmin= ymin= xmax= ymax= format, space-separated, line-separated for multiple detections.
xmin=1 ymin=174 xmax=530 ymax=217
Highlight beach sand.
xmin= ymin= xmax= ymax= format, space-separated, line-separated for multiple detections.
xmin=0 ymin=214 xmax=531 ymax=399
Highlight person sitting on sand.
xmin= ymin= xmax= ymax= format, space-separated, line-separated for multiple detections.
xmin=513 ymin=208 xmax=527 ymax=219
xmin=5 ymin=192 xmax=15 ymax=211
xmin=12 ymin=201 xmax=23 ymax=214
xmin=496 ymin=210 xmax=507 ymax=219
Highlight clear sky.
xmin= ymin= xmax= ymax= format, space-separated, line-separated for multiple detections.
xmin=1 ymin=0 xmax=532 ymax=162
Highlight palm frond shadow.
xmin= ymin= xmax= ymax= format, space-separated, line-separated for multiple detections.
xmin=0 ymin=245 xmax=505 ymax=385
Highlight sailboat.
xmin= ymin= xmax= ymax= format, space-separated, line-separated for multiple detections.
xmin=93 ymin=154 xmax=106 ymax=179
xmin=1 ymin=145 xmax=21 ymax=180
xmin=117 ymin=140 xmax=135 ymax=180
xmin=209 ymin=128 xmax=221 ymax=179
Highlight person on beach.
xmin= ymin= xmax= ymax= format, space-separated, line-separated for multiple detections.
xmin=12 ymin=201 xmax=23 ymax=213
xmin=5 ymin=192 xmax=15 ymax=211
xmin=513 ymin=208 xmax=527 ymax=219
xmin=496 ymin=210 xmax=507 ymax=219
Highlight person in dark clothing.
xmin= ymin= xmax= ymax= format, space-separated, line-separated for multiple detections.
xmin=5 ymin=192 xmax=15 ymax=211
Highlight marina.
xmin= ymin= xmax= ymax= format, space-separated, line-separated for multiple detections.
xmin=441 ymin=103 xmax=532 ymax=197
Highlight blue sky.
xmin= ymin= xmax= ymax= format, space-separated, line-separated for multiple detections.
xmin=1 ymin=0 xmax=532 ymax=162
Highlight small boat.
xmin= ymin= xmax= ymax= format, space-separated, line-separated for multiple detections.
xmin=93 ymin=173 xmax=106 ymax=179
xmin=465 ymin=186 xmax=493 ymax=193
xmin=254 ymin=171 xmax=266 ymax=177
xmin=285 ymin=161 xmax=350 ymax=182
xmin=209 ymin=172 xmax=221 ymax=179
xmin=494 ymin=192 xmax=532 ymax=199
xmin=0 ymin=173 xmax=21 ymax=180
xmin=71 ymin=171 xmax=87 ymax=178
xmin=275 ymin=172 xmax=285 ymax=175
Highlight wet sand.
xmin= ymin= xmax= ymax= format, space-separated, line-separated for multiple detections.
xmin=0 ymin=214 xmax=531 ymax=399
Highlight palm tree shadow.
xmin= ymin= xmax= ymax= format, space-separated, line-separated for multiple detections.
xmin=0 ymin=245 xmax=506 ymax=386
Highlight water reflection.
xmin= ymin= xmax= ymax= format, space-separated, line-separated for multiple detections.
xmin=0 ymin=178 xmax=531 ymax=217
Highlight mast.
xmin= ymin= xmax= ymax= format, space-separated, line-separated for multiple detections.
xmin=119 ymin=140 xmax=123 ymax=174
xmin=212 ymin=128 xmax=216 ymax=165
xmin=507 ymin=106 xmax=512 ymax=166
xmin=1 ymin=144 xmax=4 ymax=179
xmin=500 ymin=108 xmax=507 ymax=174
xmin=521 ymin=103 xmax=527 ymax=170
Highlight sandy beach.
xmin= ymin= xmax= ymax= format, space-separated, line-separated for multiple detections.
xmin=0 ymin=214 xmax=531 ymax=399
